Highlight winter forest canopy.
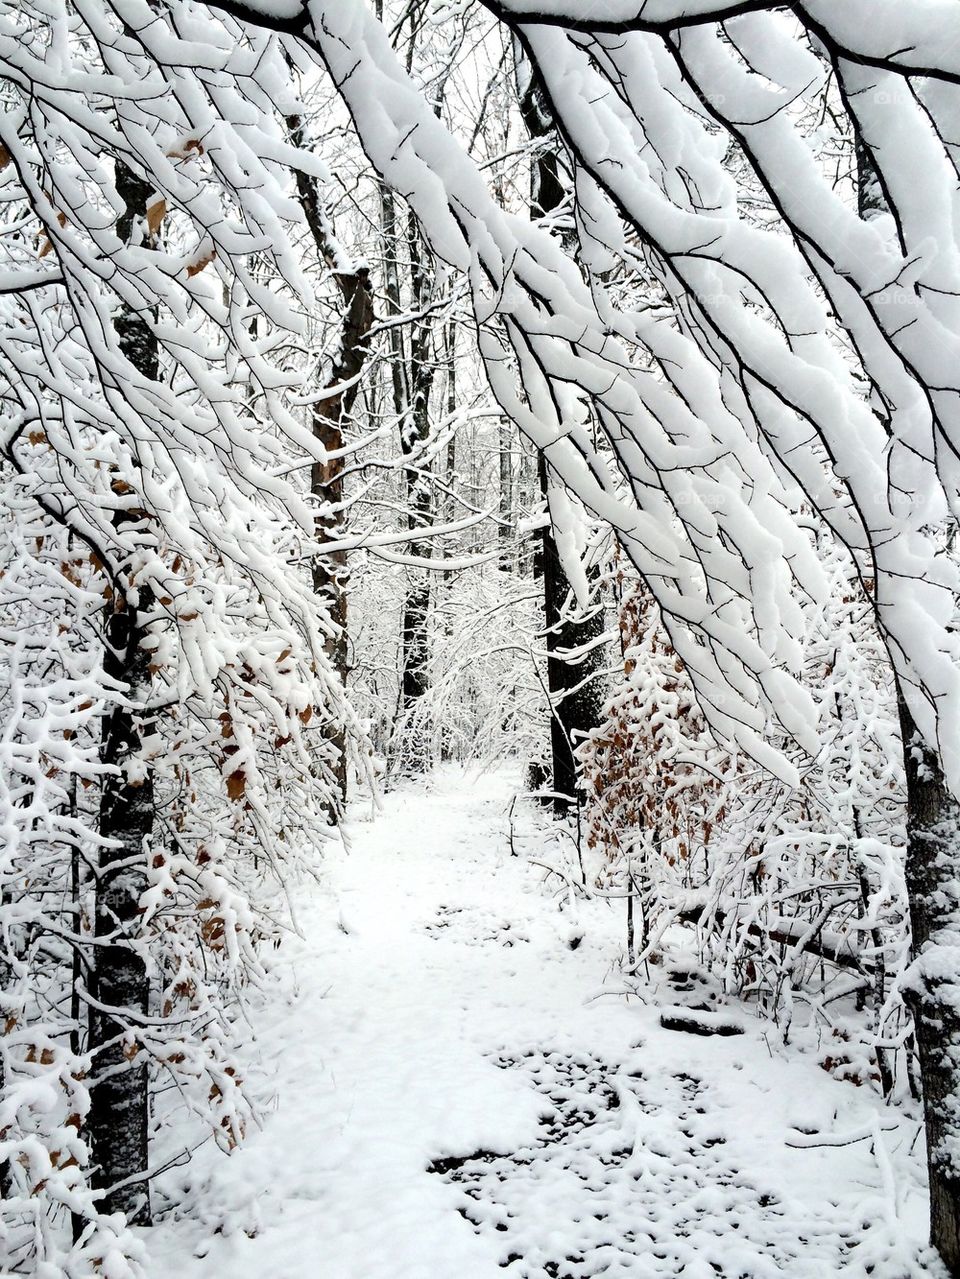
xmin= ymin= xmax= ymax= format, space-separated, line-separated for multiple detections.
xmin=6 ymin=0 xmax=960 ymax=1274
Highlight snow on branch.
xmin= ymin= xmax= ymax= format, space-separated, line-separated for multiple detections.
xmin=200 ymin=0 xmax=960 ymax=791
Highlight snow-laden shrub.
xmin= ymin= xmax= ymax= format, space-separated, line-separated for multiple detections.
xmin=579 ymin=551 xmax=910 ymax=1096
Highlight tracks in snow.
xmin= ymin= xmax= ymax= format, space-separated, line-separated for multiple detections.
xmin=150 ymin=769 xmax=938 ymax=1279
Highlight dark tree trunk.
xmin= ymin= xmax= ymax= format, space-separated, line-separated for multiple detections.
xmin=899 ymin=697 xmax=960 ymax=1275
xmin=88 ymin=160 xmax=157 ymax=1226
xmin=499 ymin=419 xmax=513 ymax=569
xmin=520 ymin=71 xmax=606 ymax=815
xmin=398 ymin=410 xmax=433 ymax=773
xmin=91 ymin=594 xmax=154 ymax=1223
xmin=88 ymin=157 xmax=155 ymax=1217
xmin=439 ymin=322 xmax=459 ymax=763
xmin=308 ymin=284 xmax=368 ymax=804
xmin=380 ymin=191 xmax=435 ymax=775
xmin=289 ymin=115 xmax=375 ymax=808
xmin=537 ymin=455 xmax=605 ymax=815
xmin=399 ymin=211 xmax=435 ymax=770
xmin=854 ymin=130 xmax=960 ymax=1274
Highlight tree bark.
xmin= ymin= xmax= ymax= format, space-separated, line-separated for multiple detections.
xmin=537 ymin=456 xmax=605 ymax=814
xmin=400 ymin=211 xmax=435 ymax=767
xmin=499 ymin=419 xmax=513 ymax=569
xmin=91 ymin=593 xmax=153 ymax=1223
xmin=899 ymin=696 xmax=960 ymax=1275
xmin=289 ymin=116 xmax=375 ymax=808
xmin=520 ymin=70 xmax=606 ymax=815
xmin=88 ymin=160 xmax=156 ymax=1226
xmin=854 ymin=133 xmax=960 ymax=1273
xmin=439 ymin=322 xmax=459 ymax=763
xmin=380 ymin=189 xmax=435 ymax=775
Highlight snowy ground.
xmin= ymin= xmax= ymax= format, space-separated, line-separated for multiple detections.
xmin=149 ymin=768 xmax=943 ymax=1278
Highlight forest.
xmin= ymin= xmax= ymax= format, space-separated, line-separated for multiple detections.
xmin=3 ymin=0 xmax=960 ymax=1276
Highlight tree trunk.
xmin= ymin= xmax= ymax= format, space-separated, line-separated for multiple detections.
xmin=309 ymin=285 xmax=368 ymax=804
xmin=520 ymin=71 xmax=605 ymax=815
xmin=401 ymin=211 xmax=435 ymax=762
xmin=854 ymin=131 xmax=960 ymax=1272
xmin=537 ymin=455 xmax=605 ymax=815
xmin=91 ymin=593 xmax=154 ymax=1223
xmin=88 ymin=160 xmax=156 ymax=1225
xmin=499 ymin=419 xmax=513 ymax=569
xmin=381 ymin=192 xmax=435 ymax=776
xmin=289 ymin=115 xmax=375 ymax=808
xmin=398 ymin=401 xmax=433 ymax=773
xmin=899 ymin=697 xmax=960 ymax=1274
xmin=439 ymin=322 xmax=458 ymax=763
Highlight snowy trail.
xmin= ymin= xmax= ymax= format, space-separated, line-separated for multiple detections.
xmin=151 ymin=769 xmax=938 ymax=1279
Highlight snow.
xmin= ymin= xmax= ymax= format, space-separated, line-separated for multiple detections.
xmin=148 ymin=769 xmax=942 ymax=1278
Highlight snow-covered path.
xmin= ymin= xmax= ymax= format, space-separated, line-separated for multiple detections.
xmin=151 ymin=769 xmax=939 ymax=1278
